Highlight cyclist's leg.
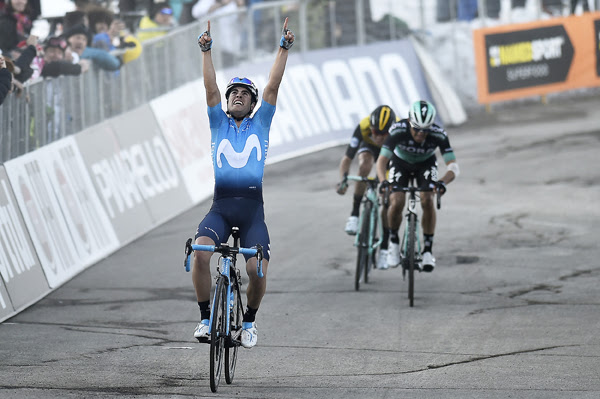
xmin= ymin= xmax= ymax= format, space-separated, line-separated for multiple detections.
xmin=194 ymin=203 xmax=230 ymax=302
xmin=239 ymin=201 xmax=270 ymax=310
xmin=416 ymin=157 xmax=438 ymax=271
xmin=237 ymin=199 xmax=270 ymax=348
xmin=416 ymin=157 xmax=438 ymax=236
xmin=386 ymin=161 xmax=409 ymax=266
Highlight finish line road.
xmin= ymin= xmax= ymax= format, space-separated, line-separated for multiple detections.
xmin=1 ymin=97 xmax=599 ymax=398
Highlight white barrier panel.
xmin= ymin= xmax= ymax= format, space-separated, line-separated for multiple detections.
xmin=108 ymin=104 xmax=193 ymax=227
xmin=4 ymin=137 xmax=120 ymax=289
xmin=0 ymin=166 xmax=49 ymax=322
xmin=75 ymin=105 xmax=192 ymax=245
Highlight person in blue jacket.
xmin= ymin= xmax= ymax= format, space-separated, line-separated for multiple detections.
xmin=65 ymin=24 xmax=120 ymax=71
xmin=191 ymin=18 xmax=294 ymax=349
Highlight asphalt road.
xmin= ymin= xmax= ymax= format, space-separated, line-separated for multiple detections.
xmin=1 ymin=97 xmax=599 ymax=398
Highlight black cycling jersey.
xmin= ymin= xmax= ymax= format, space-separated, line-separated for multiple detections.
xmin=380 ymin=119 xmax=456 ymax=164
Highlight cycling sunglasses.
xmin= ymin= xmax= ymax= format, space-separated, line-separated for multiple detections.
xmin=160 ymin=8 xmax=173 ymax=15
xmin=410 ymin=122 xmax=432 ymax=134
xmin=229 ymin=77 xmax=253 ymax=85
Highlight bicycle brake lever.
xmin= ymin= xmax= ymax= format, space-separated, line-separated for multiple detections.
xmin=184 ymin=238 xmax=193 ymax=272
xmin=255 ymin=244 xmax=264 ymax=278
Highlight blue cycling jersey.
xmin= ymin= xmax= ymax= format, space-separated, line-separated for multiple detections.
xmin=208 ymin=99 xmax=276 ymax=201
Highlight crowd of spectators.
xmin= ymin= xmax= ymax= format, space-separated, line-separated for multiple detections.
xmin=0 ymin=0 xmax=262 ymax=105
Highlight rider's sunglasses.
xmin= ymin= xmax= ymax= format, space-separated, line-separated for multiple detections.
xmin=410 ymin=123 xmax=432 ymax=134
xmin=160 ymin=8 xmax=173 ymax=15
xmin=229 ymin=77 xmax=253 ymax=85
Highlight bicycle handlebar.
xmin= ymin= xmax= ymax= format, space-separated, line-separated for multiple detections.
xmin=183 ymin=238 xmax=264 ymax=277
xmin=344 ymin=175 xmax=379 ymax=188
xmin=392 ymin=186 xmax=442 ymax=210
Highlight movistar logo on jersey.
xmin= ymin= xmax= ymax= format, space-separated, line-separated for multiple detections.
xmin=216 ymin=134 xmax=262 ymax=169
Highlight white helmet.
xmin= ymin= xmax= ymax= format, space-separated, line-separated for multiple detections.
xmin=408 ymin=100 xmax=436 ymax=130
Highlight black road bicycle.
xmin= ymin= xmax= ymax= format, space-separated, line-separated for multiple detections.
xmin=395 ymin=180 xmax=440 ymax=307
xmin=184 ymin=227 xmax=263 ymax=392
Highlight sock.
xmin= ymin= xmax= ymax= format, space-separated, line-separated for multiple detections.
xmin=351 ymin=194 xmax=362 ymax=217
xmin=423 ymin=234 xmax=434 ymax=253
xmin=381 ymin=228 xmax=389 ymax=250
xmin=390 ymin=229 xmax=399 ymax=244
xmin=243 ymin=306 xmax=258 ymax=323
xmin=198 ymin=301 xmax=210 ymax=321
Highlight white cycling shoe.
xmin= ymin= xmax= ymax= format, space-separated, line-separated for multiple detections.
xmin=377 ymin=249 xmax=389 ymax=269
xmin=387 ymin=243 xmax=400 ymax=267
xmin=193 ymin=319 xmax=210 ymax=339
xmin=345 ymin=216 xmax=358 ymax=235
xmin=241 ymin=322 xmax=258 ymax=348
xmin=421 ymin=252 xmax=436 ymax=272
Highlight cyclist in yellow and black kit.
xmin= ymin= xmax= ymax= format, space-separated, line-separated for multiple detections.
xmin=336 ymin=105 xmax=397 ymax=270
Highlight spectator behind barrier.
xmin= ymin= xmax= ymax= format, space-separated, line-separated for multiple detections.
xmin=12 ymin=33 xmax=41 ymax=82
xmin=192 ymin=0 xmax=245 ymax=65
xmin=137 ymin=3 xmax=175 ymax=42
xmin=0 ymin=0 xmax=35 ymax=55
xmin=65 ymin=23 xmax=121 ymax=71
xmin=86 ymin=5 xmax=142 ymax=65
xmin=41 ymin=36 xmax=90 ymax=78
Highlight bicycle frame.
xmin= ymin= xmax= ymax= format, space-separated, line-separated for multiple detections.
xmin=183 ymin=240 xmax=263 ymax=337
xmin=347 ymin=176 xmax=384 ymax=256
xmin=401 ymin=189 xmax=423 ymax=264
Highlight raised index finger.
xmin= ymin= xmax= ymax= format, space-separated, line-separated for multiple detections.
xmin=207 ymin=20 xmax=211 ymax=34
xmin=282 ymin=17 xmax=288 ymax=31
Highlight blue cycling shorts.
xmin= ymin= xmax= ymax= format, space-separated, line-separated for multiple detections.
xmin=195 ymin=197 xmax=271 ymax=261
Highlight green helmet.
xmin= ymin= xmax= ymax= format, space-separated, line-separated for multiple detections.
xmin=408 ymin=100 xmax=436 ymax=130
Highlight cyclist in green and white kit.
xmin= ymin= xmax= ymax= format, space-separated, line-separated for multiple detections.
xmin=376 ymin=100 xmax=460 ymax=272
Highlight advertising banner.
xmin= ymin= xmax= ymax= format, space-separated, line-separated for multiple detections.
xmin=76 ymin=105 xmax=192 ymax=244
xmin=108 ymin=105 xmax=193 ymax=226
xmin=474 ymin=12 xmax=600 ymax=103
xmin=4 ymin=137 xmax=119 ymax=288
xmin=0 ymin=166 xmax=49 ymax=319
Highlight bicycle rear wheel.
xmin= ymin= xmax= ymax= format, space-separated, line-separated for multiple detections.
xmin=407 ymin=213 xmax=417 ymax=307
xmin=225 ymin=272 xmax=243 ymax=384
xmin=210 ymin=279 xmax=226 ymax=392
xmin=355 ymin=206 xmax=371 ymax=291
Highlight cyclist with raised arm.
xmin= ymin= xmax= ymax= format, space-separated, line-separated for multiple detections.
xmin=376 ymin=100 xmax=459 ymax=272
xmin=192 ymin=19 xmax=294 ymax=348
xmin=336 ymin=105 xmax=396 ymax=269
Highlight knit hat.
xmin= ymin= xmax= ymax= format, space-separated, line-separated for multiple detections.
xmin=64 ymin=24 xmax=90 ymax=42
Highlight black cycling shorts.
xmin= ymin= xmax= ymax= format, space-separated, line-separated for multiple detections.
xmin=196 ymin=197 xmax=270 ymax=261
xmin=356 ymin=142 xmax=381 ymax=160
xmin=388 ymin=155 xmax=438 ymax=189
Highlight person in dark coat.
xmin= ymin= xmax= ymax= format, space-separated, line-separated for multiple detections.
xmin=0 ymin=53 xmax=14 ymax=105
xmin=0 ymin=0 xmax=34 ymax=55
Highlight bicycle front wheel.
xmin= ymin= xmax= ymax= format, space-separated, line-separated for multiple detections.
xmin=407 ymin=213 xmax=417 ymax=307
xmin=210 ymin=279 xmax=226 ymax=392
xmin=225 ymin=273 xmax=243 ymax=384
xmin=355 ymin=206 xmax=371 ymax=291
